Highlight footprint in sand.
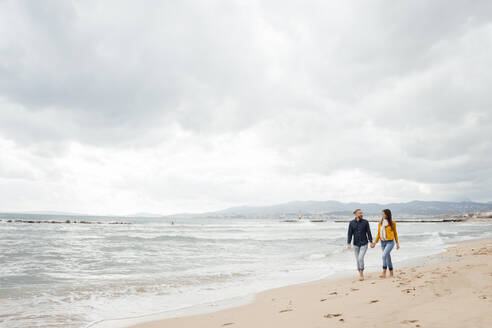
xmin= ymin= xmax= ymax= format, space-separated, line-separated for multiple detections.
xmin=320 ymin=298 xmax=327 ymax=302
xmin=479 ymin=295 xmax=487 ymax=300
xmin=222 ymin=323 xmax=234 ymax=326
xmin=401 ymin=319 xmax=419 ymax=324
xmin=324 ymin=313 xmax=342 ymax=318
xmin=279 ymin=309 xmax=293 ymax=313
xmin=370 ymin=300 xmax=379 ymax=304
xmin=329 ymin=291 xmax=338 ymax=295
xmin=350 ymin=288 xmax=359 ymax=291
xmin=473 ymin=247 xmax=489 ymax=255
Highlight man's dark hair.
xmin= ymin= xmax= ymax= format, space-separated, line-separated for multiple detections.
xmin=353 ymin=209 xmax=361 ymax=215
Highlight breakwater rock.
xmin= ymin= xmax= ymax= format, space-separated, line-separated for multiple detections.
xmin=0 ymin=219 xmax=131 ymax=225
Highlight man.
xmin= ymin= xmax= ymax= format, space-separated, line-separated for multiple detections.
xmin=347 ymin=209 xmax=374 ymax=281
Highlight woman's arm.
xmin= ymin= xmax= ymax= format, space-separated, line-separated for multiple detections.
xmin=374 ymin=222 xmax=381 ymax=243
xmin=393 ymin=222 xmax=399 ymax=247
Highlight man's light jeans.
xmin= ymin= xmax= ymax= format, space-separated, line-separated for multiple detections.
xmin=353 ymin=244 xmax=368 ymax=271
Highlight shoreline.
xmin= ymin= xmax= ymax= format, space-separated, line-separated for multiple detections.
xmin=88 ymin=237 xmax=492 ymax=328
xmin=122 ymin=238 xmax=492 ymax=328
xmin=87 ymin=256 xmax=436 ymax=328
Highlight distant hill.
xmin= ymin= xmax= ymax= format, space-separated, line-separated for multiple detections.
xmin=212 ymin=200 xmax=492 ymax=216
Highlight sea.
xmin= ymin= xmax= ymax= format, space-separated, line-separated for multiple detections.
xmin=1 ymin=213 xmax=492 ymax=328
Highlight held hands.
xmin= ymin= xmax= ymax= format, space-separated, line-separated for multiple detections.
xmin=370 ymin=242 xmax=375 ymax=248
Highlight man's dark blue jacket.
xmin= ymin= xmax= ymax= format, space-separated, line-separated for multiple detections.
xmin=347 ymin=218 xmax=373 ymax=246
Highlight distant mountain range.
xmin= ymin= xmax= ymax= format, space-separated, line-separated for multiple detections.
xmin=4 ymin=200 xmax=492 ymax=219
xmin=211 ymin=200 xmax=492 ymax=216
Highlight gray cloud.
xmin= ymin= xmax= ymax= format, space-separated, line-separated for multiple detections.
xmin=0 ymin=0 xmax=491 ymax=213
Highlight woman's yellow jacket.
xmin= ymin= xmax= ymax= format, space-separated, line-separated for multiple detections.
xmin=375 ymin=221 xmax=398 ymax=243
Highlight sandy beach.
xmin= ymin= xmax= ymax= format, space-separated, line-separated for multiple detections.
xmin=129 ymin=239 xmax=492 ymax=328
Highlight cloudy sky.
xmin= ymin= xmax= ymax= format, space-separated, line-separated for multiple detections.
xmin=0 ymin=0 xmax=491 ymax=215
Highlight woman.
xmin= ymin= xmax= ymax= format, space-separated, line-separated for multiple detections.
xmin=373 ymin=209 xmax=399 ymax=278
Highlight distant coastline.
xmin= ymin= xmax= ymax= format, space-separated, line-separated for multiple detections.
xmin=2 ymin=200 xmax=492 ymax=222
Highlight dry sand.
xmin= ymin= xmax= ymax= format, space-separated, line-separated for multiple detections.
xmin=129 ymin=239 xmax=492 ymax=328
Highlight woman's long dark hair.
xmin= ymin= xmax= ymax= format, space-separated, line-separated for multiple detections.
xmin=382 ymin=209 xmax=394 ymax=231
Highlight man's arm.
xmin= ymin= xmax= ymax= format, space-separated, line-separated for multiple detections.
xmin=347 ymin=222 xmax=353 ymax=247
xmin=366 ymin=221 xmax=373 ymax=243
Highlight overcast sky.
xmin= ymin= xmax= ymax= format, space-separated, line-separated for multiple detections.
xmin=0 ymin=0 xmax=491 ymax=215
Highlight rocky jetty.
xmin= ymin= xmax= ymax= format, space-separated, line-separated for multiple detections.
xmin=0 ymin=219 xmax=131 ymax=225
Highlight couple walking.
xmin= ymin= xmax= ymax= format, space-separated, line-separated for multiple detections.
xmin=347 ymin=208 xmax=399 ymax=281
